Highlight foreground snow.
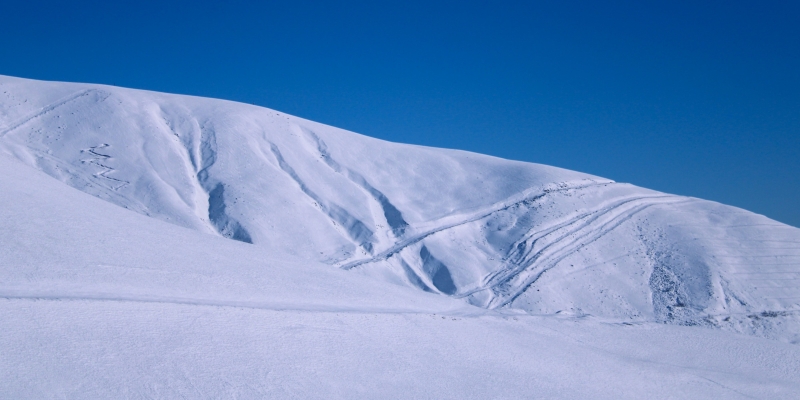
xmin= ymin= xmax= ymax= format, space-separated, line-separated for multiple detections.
xmin=1 ymin=75 xmax=799 ymax=397
xmin=6 ymin=301 xmax=800 ymax=399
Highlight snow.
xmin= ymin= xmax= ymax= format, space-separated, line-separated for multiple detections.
xmin=5 ymin=300 xmax=800 ymax=399
xmin=1 ymin=74 xmax=799 ymax=398
xmin=0 ymin=152 xmax=467 ymax=315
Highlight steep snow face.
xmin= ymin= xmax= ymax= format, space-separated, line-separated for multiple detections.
xmin=1 ymin=75 xmax=799 ymax=341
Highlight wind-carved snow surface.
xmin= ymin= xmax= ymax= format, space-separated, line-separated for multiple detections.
xmin=1 ymin=75 xmax=799 ymax=345
xmin=2 ymin=75 xmax=800 ymax=398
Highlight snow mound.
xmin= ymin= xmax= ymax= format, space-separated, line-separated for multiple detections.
xmin=1 ymin=74 xmax=799 ymax=343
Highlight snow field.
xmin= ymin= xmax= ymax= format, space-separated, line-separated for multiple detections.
xmin=1 ymin=74 xmax=799 ymax=398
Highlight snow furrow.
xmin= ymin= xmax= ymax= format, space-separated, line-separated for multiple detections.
xmin=298 ymin=125 xmax=410 ymax=238
xmin=269 ymin=142 xmax=375 ymax=253
xmin=195 ymin=124 xmax=252 ymax=242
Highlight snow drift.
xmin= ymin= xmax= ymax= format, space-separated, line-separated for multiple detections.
xmin=1 ymin=74 xmax=799 ymax=342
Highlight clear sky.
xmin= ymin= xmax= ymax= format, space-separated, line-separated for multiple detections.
xmin=1 ymin=1 xmax=798 ymax=227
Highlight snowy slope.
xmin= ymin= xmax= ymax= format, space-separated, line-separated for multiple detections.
xmin=0 ymin=151 xmax=471 ymax=315
xmin=1 ymin=74 xmax=799 ymax=346
xmin=2 ymin=149 xmax=800 ymax=399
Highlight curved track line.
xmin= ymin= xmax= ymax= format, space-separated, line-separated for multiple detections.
xmin=484 ymin=195 xmax=679 ymax=289
xmin=0 ymin=89 xmax=103 ymax=137
xmin=0 ymin=289 xmax=478 ymax=316
xmin=339 ymin=180 xmax=611 ymax=270
xmin=448 ymin=195 xmax=661 ymax=300
xmin=486 ymin=197 xmax=694 ymax=308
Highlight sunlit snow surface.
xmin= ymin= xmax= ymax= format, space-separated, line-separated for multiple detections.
xmin=1 ymin=75 xmax=799 ymax=398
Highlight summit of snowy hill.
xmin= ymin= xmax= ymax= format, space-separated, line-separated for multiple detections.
xmin=2 ymin=74 xmax=800 ymax=398
xmin=1 ymin=74 xmax=799 ymax=343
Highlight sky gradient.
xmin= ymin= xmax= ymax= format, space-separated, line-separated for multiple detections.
xmin=1 ymin=0 xmax=798 ymax=227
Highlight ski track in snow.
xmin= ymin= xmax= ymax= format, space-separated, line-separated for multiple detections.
xmin=9 ymin=288 xmax=793 ymax=323
xmin=341 ymin=180 xmax=691 ymax=309
xmin=0 ymin=290 xmax=474 ymax=315
xmin=339 ymin=180 xmax=611 ymax=270
xmin=0 ymin=89 xmax=103 ymax=137
xmin=482 ymin=195 xmax=693 ymax=307
xmin=79 ymin=144 xmax=129 ymax=190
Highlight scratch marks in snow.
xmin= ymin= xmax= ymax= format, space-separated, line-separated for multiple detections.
xmin=480 ymin=195 xmax=693 ymax=308
xmin=494 ymin=195 xmax=675 ymax=305
xmin=342 ymin=181 xmax=693 ymax=310
xmin=339 ymin=180 xmax=608 ymax=271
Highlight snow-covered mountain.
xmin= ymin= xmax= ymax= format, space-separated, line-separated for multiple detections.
xmin=1 ymin=75 xmax=799 ymax=398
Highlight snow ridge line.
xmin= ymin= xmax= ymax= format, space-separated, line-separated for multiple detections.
xmin=0 ymin=290 xmax=478 ymax=316
xmin=79 ymin=144 xmax=129 ymax=190
xmin=0 ymin=89 xmax=103 ymax=138
xmin=486 ymin=196 xmax=695 ymax=308
xmin=339 ymin=180 xmax=612 ymax=270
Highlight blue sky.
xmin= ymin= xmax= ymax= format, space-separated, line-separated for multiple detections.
xmin=1 ymin=0 xmax=798 ymax=227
